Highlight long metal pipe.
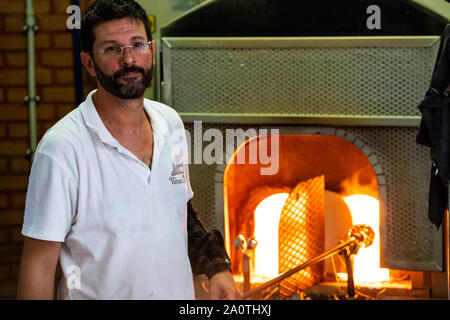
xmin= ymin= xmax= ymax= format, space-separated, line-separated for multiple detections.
xmin=25 ymin=0 xmax=38 ymax=162
xmin=242 ymin=224 xmax=374 ymax=299
xmin=242 ymin=237 xmax=358 ymax=299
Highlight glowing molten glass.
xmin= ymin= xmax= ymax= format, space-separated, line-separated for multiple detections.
xmin=340 ymin=194 xmax=389 ymax=284
xmin=253 ymin=193 xmax=289 ymax=279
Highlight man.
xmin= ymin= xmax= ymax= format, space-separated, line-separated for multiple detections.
xmin=17 ymin=0 xmax=240 ymax=300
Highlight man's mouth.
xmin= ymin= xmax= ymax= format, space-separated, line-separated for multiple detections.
xmin=120 ymin=72 xmax=141 ymax=78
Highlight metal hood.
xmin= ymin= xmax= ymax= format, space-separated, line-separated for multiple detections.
xmin=161 ymin=0 xmax=448 ymax=37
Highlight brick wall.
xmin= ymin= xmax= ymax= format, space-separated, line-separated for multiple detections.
xmin=0 ymin=0 xmax=95 ymax=299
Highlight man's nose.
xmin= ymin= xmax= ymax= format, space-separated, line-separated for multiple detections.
xmin=121 ymin=47 xmax=135 ymax=64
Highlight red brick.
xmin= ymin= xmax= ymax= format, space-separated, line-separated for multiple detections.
xmin=42 ymin=86 xmax=75 ymax=103
xmin=0 ymin=280 xmax=18 ymax=299
xmin=0 ymin=35 xmax=26 ymax=50
xmin=40 ymin=121 xmax=57 ymax=135
xmin=37 ymin=14 xmax=68 ymax=32
xmin=9 ymin=158 xmax=31 ymax=173
xmin=3 ymin=15 xmax=25 ymax=33
xmin=0 ymin=245 xmax=22 ymax=262
xmin=52 ymin=33 xmax=73 ymax=49
xmin=35 ymin=33 xmax=51 ymax=49
xmin=10 ymin=193 xmax=26 ymax=209
xmin=10 ymin=227 xmax=23 ymax=244
xmin=56 ymin=105 xmax=75 ymax=119
xmin=40 ymin=50 xmax=73 ymax=67
xmin=0 ymin=69 xmax=28 ymax=86
xmin=36 ymin=67 xmax=53 ymax=85
xmin=0 ymin=1 xmax=25 ymax=13
xmin=0 ymin=105 xmax=29 ymax=121
xmin=36 ymin=104 xmax=55 ymax=120
xmin=0 ymin=158 xmax=7 ymax=173
xmin=0 ymin=228 xmax=9 ymax=244
xmin=0 ymin=141 xmax=29 ymax=156
xmin=6 ymin=88 xmax=28 ymax=103
xmin=83 ymin=84 xmax=97 ymax=97
xmin=54 ymin=68 xmax=74 ymax=84
xmin=0 ymin=210 xmax=25 ymax=225
xmin=34 ymin=0 xmax=51 ymax=14
xmin=52 ymin=0 xmax=71 ymax=13
xmin=4 ymin=52 xmax=28 ymax=68
xmin=0 ymin=194 xmax=7 ymax=209
xmin=0 ymin=123 xmax=7 ymax=138
xmin=8 ymin=123 xmax=29 ymax=139
xmin=38 ymin=123 xmax=50 ymax=139
xmin=0 ymin=264 xmax=10 ymax=280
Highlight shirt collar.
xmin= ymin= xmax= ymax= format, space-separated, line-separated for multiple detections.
xmin=80 ymin=90 xmax=169 ymax=149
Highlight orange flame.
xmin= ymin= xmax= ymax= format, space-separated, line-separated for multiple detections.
xmin=251 ymin=170 xmax=389 ymax=286
xmin=341 ymin=195 xmax=389 ymax=284
xmin=338 ymin=171 xmax=389 ymax=285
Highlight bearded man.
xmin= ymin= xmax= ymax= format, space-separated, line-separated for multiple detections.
xmin=17 ymin=0 xmax=239 ymax=300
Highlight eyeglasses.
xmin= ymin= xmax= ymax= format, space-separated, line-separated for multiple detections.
xmin=95 ymin=40 xmax=153 ymax=57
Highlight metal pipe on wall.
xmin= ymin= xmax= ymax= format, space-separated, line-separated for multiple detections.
xmin=71 ymin=0 xmax=83 ymax=107
xmin=24 ymin=0 xmax=38 ymax=163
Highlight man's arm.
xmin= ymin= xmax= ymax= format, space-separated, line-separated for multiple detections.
xmin=187 ymin=200 xmax=241 ymax=299
xmin=17 ymin=237 xmax=61 ymax=300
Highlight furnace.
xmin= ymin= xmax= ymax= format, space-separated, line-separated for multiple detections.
xmin=159 ymin=0 xmax=450 ymax=299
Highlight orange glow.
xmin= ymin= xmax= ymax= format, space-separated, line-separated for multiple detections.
xmin=250 ymin=170 xmax=389 ymax=288
xmin=338 ymin=194 xmax=389 ymax=284
xmin=253 ymin=193 xmax=289 ymax=279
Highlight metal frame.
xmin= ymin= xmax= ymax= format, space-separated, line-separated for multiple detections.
xmin=161 ymin=36 xmax=441 ymax=127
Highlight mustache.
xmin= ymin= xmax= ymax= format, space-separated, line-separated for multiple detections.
xmin=113 ymin=65 xmax=146 ymax=80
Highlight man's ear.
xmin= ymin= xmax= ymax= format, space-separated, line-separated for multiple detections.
xmin=80 ymin=51 xmax=97 ymax=78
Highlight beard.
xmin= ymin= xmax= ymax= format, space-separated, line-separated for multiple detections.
xmin=93 ymin=60 xmax=153 ymax=99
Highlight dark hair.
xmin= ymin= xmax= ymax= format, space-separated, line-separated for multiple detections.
xmin=81 ymin=0 xmax=152 ymax=53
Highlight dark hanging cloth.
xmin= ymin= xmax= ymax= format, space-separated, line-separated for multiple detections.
xmin=416 ymin=24 xmax=450 ymax=229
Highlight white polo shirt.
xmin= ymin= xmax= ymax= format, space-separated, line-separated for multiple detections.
xmin=22 ymin=90 xmax=195 ymax=299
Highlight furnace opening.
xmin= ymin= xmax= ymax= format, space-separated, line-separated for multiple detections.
xmin=223 ymin=134 xmax=410 ymax=299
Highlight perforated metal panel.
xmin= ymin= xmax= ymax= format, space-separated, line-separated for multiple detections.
xmin=278 ymin=175 xmax=325 ymax=298
xmin=184 ymin=124 xmax=443 ymax=272
xmin=170 ymin=36 xmax=443 ymax=272
xmin=163 ymin=37 xmax=440 ymax=122
xmin=341 ymin=126 xmax=442 ymax=270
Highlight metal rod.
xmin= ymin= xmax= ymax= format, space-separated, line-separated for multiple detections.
xmin=71 ymin=0 xmax=83 ymax=107
xmin=242 ymin=237 xmax=357 ymax=299
xmin=25 ymin=0 xmax=37 ymax=162
xmin=243 ymin=254 xmax=251 ymax=292
xmin=343 ymin=249 xmax=355 ymax=298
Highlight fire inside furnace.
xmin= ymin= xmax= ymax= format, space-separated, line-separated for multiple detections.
xmin=251 ymin=186 xmax=389 ymax=286
xmin=225 ymin=135 xmax=412 ymax=296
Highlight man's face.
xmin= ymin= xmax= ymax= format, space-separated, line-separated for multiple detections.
xmin=90 ymin=18 xmax=154 ymax=99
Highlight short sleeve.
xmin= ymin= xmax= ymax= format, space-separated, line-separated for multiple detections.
xmin=22 ymin=152 xmax=77 ymax=242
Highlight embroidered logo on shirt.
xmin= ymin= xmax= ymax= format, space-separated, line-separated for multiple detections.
xmin=169 ymin=154 xmax=186 ymax=185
